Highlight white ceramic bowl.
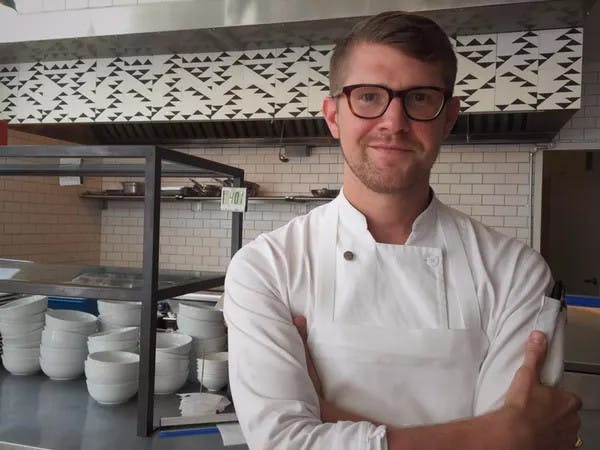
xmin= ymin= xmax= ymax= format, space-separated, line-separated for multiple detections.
xmin=86 ymin=379 xmax=138 ymax=405
xmin=155 ymin=356 xmax=189 ymax=374
xmin=87 ymin=339 xmax=138 ymax=354
xmin=154 ymin=369 xmax=188 ymax=395
xmin=40 ymin=344 xmax=88 ymax=362
xmin=0 ymin=321 xmax=44 ymax=338
xmin=196 ymin=351 xmax=228 ymax=367
xmin=177 ymin=302 xmax=223 ymax=322
xmin=99 ymin=311 xmax=141 ymax=327
xmin=96 ymin=300 xmax=141 ymax=315
xmin=2 ymin=345 xmax=41 ymax=359
xmin=176 ymin=315 xmax=226 ymax=339
xmin=39 ymin=355 xmax=85 ymax=380
xmin=41 ymin=328 xmax=88 ymax=349
xmin=85 ymin=351 xmax=139 ymax=382
xmin=1 ymin=353 xmax=40 ymax=376
xmin=88 ymin=327 xmax=139 ymax=342
xmin=1 ymin=328 xmax=43 ymax=347
xmin=0 ymin=311 xmax=45 ymax=324
xmin=191 ymin=335 xmax=227 ymax=354
xmin=197 ymin=374 xmax=229 ymax=392
xmin=0 ymin=295 xmax=47 ymax=319
xmin=84 ymin=360 xmax=138 ymax=384
xmin=45 ymin=310 xmax=98 ymax=333
xmin=155 ymin=332 xmax=192 ymax=355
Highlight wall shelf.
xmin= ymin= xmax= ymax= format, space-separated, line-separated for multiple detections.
xmin=80 ymin=193 xmax=334 ymax=203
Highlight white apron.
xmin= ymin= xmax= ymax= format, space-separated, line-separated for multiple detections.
xmin=307 ymin=199 xmax=489 ymax=427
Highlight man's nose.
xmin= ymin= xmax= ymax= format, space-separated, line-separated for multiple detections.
xmin=378 ymin=96 xmax=411 ymax=133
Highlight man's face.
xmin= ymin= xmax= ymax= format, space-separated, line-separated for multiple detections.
xmin=322 ymin=42 xmax=460 ymax=195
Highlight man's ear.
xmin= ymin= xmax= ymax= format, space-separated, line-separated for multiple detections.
xmin=322 ymin=96 xmax=340 ymax=139
xmin=443 ymin=96 xmax=461 ymax=138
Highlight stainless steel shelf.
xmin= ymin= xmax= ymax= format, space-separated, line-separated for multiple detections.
xmin=0 ymin=145 xmax=244 ymax=437
xmin=0 ymin=259 xmax=225 ymax=302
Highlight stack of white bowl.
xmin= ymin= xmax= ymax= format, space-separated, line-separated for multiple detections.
xmin=40 ymin=310 xmax=98 ymax=380
xmin=85 ymin=351 xmax=139 ymax=405
xmin=154 ymin=332 xmax=192 ymax=394
xmin=87 ymin=327 xmax=139 ymax=354
xmin=196 ymin=351 xmax=229 ymax=392
xmin=0 ymin=295 xmax=47 ymax=375
xmin=175 ymin=302 xmax=226 ymax=382
xmin=97 ymin=300 xmax=141 ymax=331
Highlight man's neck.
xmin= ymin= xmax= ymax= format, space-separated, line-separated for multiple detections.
xmin=343 ymin=177 xmax=431 ymax=245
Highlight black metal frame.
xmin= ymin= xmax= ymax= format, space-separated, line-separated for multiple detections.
xmin=0 ymin=145 xmax=244 ymax=436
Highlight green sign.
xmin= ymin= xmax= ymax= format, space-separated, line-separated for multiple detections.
xmin=220 ymin=187 xmax=247 ymax=212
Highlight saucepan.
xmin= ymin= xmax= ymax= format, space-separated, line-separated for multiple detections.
xmin=311 ymin=188 xmax=339 ymax=198
xmin=121 ymin=181 xmax=145 ymax=195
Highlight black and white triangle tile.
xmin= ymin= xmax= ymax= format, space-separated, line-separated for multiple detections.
xmin=0 ymin=64 xmax=18 ymax=122
xmin=272 ymin=46 xmax=309 ymax=119
xmin=495 ymin=31 xmax=539 ymax=111
xmin=235 ymin=48 xmax=282 ymax=119
xmin=307 ymin=45 xmax=333 ymax=117
xmin=453 ymin=34 xmax=496 ymax=112
xmin=150 ymin=53 xmax=212 ymax=121
xmin=96 ymin=56 xmax=153 ymax=122
xmin=40 ymin=59 xmax=96 ymax=123
xmin=537 ymin=28 xmax=582 ymax=110
xmin=210 ymin=52 xmax=246 ymax=120
xmin=3 ymin=27 xmax=586 ymax=125
xmin=16 ymin=61 xmax=46 ymax=123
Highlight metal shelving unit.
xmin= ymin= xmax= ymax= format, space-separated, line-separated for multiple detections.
xmin=0 ymin=145 xmax=244 ymax=437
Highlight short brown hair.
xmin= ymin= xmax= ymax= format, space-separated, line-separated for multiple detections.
xmin=329 ymin=11 xmax=457 ymax=95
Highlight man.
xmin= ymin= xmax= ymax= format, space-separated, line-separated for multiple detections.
xmin=224 ymin=11 xmax=581 ymax=450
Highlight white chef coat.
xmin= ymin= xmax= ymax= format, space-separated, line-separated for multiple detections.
xmin=224 ymin=189 xmax=554 ymax=450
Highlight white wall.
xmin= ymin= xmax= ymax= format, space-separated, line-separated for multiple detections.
xmin=98 ymin=143 xmax=533 ymax=271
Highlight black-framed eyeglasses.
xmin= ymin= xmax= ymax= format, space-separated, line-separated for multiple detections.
xmin=332 ymin=84 xmax=452 ymax=121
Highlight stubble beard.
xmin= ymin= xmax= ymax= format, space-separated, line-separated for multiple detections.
xmin=341 ymin=143 xmax=433 ymax=195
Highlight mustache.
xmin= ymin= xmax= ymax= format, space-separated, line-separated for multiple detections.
xmin=363 ymin=135 xmax=419 ymax=149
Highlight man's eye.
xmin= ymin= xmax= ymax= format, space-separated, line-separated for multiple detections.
xmin=359 ymin=93 xmax=380 ymax=103
xmin=412 ymin=93 xmax=427 ymax=102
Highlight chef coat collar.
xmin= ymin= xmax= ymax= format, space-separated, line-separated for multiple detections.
xmin=336 ymin=187 xmax=439 ymax=244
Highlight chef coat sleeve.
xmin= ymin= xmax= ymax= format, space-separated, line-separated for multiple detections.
xmin=224 ymin=239 xmax=388 ymax=450
xmin=473 ymin=247 xmax=555 ymax=415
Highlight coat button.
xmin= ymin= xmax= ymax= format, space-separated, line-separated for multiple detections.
xmin=426 ymin=256 xmax=440 ymax=267
xmin=343 ymin=250 xmax=354 ymax=261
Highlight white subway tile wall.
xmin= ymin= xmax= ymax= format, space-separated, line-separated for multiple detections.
xmin=99 ymin=144 xmax=534 ymax=271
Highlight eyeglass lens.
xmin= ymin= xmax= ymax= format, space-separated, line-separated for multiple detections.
xmin=348 ymin=85 xmax=445 ymax=120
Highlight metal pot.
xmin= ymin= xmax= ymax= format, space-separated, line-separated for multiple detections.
xmin=121 ymin=181 xmax=145 ymax=195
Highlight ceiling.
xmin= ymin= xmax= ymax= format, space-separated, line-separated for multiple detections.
xmin=0 ymin=0 xmax=596 ymax=64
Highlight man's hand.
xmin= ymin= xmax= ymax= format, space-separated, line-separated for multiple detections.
xmin=503 ymin=331 xmax=582 ymax=450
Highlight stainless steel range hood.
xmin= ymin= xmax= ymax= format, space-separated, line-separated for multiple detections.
xmin=0 ymin=0 xmax=595 ymax=63
xmin=11 ymin=110 xmax=576 ymax=146
xmin=3 ymin=0 xmax=596 ymax=145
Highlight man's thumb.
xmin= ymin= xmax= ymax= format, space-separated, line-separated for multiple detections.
xmin=522 ymin=330 xmax=548 ymax=378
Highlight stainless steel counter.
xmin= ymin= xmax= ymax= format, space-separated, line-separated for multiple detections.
xmin=0 ymin=368 xmax=247 ymax=450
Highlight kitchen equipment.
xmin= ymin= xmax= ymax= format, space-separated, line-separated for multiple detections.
xmin=311 ymin=188 xmax=340 ymax=198
xmin=213 ymin=177 xmax=260 ymax=197
xmin=121 ymin=181 xmax=145 ymax=195
xmin=188 ymin=178 xmax=222 ymax=197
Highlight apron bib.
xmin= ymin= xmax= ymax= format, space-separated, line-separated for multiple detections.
xmin=307 ymin=198 xmax=489 ymax=427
